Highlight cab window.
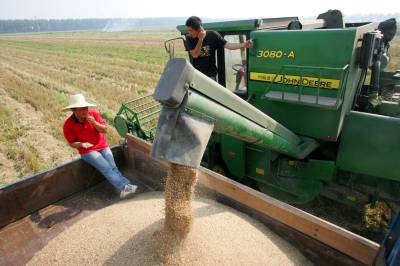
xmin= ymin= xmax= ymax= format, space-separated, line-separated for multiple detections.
xmin=224 ymin=34 xmax=248 ymax=93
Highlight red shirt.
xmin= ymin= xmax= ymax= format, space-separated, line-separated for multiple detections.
xmin=63 ymin=109 xmax=109 ymax=154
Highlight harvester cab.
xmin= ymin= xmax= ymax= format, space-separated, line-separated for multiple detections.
xmin=116 ymin=10 xmax=400 ymax=207
xmin=167 ymin=10 xmax=347 ymax=95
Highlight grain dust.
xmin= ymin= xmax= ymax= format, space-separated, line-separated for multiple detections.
xmin=157 ymin=163 xmax=198 ymax=263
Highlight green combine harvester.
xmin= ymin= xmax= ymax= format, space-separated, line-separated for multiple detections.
xmin=115 ymin=10 xmax=400 ymax=207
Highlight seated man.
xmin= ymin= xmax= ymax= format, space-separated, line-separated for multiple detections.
xmin=62 ymin=93 xmax=137 ymax=200
xmin=185 ymin=16 xmax=253 ymax=81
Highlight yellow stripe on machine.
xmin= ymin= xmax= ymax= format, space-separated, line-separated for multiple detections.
xmin=249 ymin=72 xmax=341 ymax=89
xmin=255 ymin=168 xmax=265 ymax=175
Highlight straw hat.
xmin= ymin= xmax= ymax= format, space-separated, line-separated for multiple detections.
xmin=62 ymin=94 xmax=96 ymax=111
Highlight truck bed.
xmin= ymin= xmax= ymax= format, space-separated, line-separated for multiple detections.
xmin=0 ymin=135 xmax=379 ymax=266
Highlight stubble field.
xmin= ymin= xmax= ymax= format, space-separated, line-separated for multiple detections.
xmin=0 ymin=30 xmax=186 ymax=184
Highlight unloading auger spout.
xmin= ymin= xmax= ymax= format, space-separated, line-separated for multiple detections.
xmin=151 ymin=58 xmax=318 ymax=168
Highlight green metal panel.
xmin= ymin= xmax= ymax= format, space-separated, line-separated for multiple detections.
xmin=219 ymin=133 xmax=335 ymax=203
xmin=249 ymin=156 xmax=335 ymax=204
xmin=249 ymin=98 xmax=342 ymax=140
xmin=114 ymin=115 xmax=130 ymax=137
xmin=220 ymin=135 xmax=246 ymax=179
xmin=250 ymin=29 xmax=356 ymax=69
xmin=177 ymin=17 xmax=299 ymax=35
xmin=337 ymin=111 xmax=400 ymax=181
xmin=245 ymin=144 xmax=272 ymax=181
xmin=177 ymin=19 xmax=261 ymax=34
xmin=247 ymin=25 xmax=376 ymax=140
xmin=286 ymin=159 xmax=336 ymax=182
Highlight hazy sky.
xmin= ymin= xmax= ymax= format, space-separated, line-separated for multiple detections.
xmin=1 ymin=0 xmax=399 ymax=19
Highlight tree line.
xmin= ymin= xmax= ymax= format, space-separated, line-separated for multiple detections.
xmin=0 ymin=18 xmax=189 ymax=34
xmin=0 ymin=19 xmax=110 ymax=34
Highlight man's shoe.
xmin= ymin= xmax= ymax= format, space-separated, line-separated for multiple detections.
xmin=120 ymin=184 xmax=138 ymax=200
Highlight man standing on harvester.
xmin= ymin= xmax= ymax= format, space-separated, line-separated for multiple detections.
xmin=185 ymin=16 xmax=253 ymax=81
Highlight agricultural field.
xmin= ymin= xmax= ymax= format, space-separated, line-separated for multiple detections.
xmin=0 ymin=30 xmax=186 ymax=185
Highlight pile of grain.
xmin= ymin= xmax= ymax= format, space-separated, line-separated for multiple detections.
xmin=28 ymin=192 xmax=312 ymax=266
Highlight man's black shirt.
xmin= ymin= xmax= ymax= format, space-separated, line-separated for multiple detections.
xmin=186 ymin=31 xmax=227 ymax=77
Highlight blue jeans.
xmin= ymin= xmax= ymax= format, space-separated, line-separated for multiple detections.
xmin=81 ymin=147 xmax=130 ymax=191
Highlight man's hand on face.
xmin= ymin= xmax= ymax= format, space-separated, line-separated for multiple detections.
xmin=81 ymin=142 xmax=94 ymax=149
xmin=86 ymin=115 xmax=96 ymax=124
xmin=198 ymin=27 xmax=206 ymax=41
